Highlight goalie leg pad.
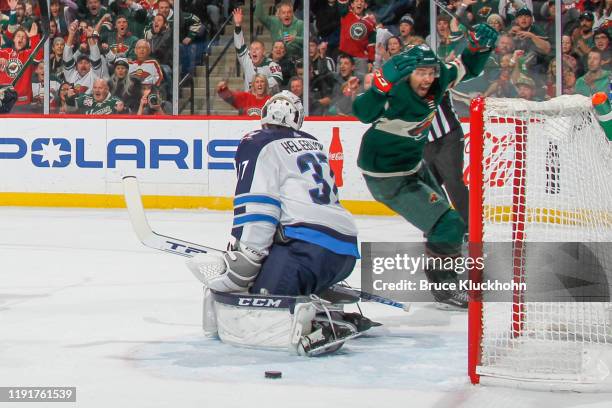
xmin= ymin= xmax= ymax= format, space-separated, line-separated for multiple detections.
xmin=210 ymin=291 xmax=315 ymax=350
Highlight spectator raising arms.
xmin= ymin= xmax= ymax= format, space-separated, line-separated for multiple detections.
xmin=575 ymin=49 xmax=611 ymax=96
xmin=255 ymin=0 xmax=304 ymax=61
xmin=63 ymin=20 xmax=103 ymax=95
xmin=233 ymin=8 xmax=282 ymax=94
xmin=0 ymin=24 xmax=42 ymax=110
xmin=217 ymin=74 xmax=271 ymax=117
xmin=337 ymin=0 xmax=376 ymax=76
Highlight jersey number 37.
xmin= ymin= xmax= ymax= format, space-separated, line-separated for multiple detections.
xmin=297 ymin=152 xmax=339 ymax=205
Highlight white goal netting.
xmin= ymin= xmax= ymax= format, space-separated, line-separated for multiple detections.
xmin=474 ymin=95 xmax=612 ymax=391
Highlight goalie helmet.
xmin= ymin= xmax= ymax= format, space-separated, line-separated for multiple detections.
xmin=261 ymin=90 xmax=304 ymax=130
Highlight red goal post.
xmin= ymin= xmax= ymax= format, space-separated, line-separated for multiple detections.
xmin=467 ymin=95 xmax=612 ymax=391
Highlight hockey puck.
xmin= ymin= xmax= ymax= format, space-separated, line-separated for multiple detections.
xmin=265 ymin=371 xmax=282 ymax=379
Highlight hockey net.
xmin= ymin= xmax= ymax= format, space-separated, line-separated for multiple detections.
xmin=468 ymin=95 xmax=612 ymax=391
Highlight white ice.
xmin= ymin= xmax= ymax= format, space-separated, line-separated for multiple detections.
xmin=1 ymin=208 xmax=611 ymax=408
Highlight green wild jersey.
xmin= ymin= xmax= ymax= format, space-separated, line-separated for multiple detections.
xmin=352 ymin=48 xmax=491 ymax=176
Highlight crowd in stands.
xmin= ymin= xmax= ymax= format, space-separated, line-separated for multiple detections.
xmin=1 ymin=0 xmax=612 ymax=116
xmin=0 ymin=0 xmax=213 ymax=114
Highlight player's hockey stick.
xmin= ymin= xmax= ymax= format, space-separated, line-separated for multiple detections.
xmin=122 ymin=176 xmax=410 ymax=311
xmin=122 ymin=176 xmax=224 ymax=256
xmin=329 ymin=284 xmax=410 ymax=312
xmin=432 ymin=0 xmax=473 ymax=30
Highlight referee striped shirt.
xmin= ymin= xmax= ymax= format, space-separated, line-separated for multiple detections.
xmin=427 ymin=92 xmax=462 ymax=142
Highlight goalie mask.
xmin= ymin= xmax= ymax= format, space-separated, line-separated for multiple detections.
xmin=261 ymin=90 xmax=304 ymax=130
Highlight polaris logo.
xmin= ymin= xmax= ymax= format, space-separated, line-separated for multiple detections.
xmin=237 ymin=297 xmax=283 ymax=307
xmin=0 ymin=137 xmax=240 ymax=170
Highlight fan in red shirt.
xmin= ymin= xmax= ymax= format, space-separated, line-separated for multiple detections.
xmin=0 ymin=26 xmax=42 ymax=109
xmin=217 ymin=74 xmax=271 ymax=117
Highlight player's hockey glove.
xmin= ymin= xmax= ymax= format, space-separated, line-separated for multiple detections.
xmin=0 ymin=86 xmax=18 ymax=114
xmin=372 ymin=46 xmax=424 ymax=94
xmin=467 ymin=24 xmax=498 ymax=53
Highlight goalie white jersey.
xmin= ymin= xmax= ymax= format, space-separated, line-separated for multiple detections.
xmin=232 ymin=127 xmax=359 ymax=258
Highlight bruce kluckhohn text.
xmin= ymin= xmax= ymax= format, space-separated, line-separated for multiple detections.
xmin=372 ymin=279 xmax=527 ymax=292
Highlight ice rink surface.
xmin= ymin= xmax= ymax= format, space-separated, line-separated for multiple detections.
xmin=1 ymin=208 xmax=611 ymax=408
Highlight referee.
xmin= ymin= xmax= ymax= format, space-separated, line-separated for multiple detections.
xmin=423 ymin=91 xmax=469 ymax=224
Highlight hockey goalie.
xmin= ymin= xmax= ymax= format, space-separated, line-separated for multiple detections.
xmin=186 ymin=91 xmax=378 ymax=356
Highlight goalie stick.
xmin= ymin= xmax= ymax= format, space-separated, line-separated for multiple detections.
xmin=431 ymin=0 xmax=473 ymax=30
xmin=122 ymin=176 xmax=410 ymax=312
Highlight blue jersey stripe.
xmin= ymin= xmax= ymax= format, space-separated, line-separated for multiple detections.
xmin=234 ymin=195 xmax=282 ymax=208
xmin=284 ymin=226 xmax=360 ymax=258
xmin=233 ymin=214 xmax=279 ymax=226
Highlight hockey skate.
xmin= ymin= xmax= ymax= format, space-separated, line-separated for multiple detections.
xmin=297 ymin=317 xmax=361 ymax=357
xmin=423 ymin=255 xmax=468 ymax=311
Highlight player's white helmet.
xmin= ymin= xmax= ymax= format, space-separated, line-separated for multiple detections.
xmin=261 ymin=90 xmax=304 ymax=130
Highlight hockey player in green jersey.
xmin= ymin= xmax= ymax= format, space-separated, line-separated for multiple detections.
xmin=352 ymin=24 xmax=498 ymax=309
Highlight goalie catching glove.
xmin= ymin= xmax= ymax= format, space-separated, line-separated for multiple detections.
xmin=467 ymin=23 xmax=498 ymax=53
xmin=373 ymin=45 xmax=439 ymax=94
xmin=186 ymin=242 xmax=264 ymax=292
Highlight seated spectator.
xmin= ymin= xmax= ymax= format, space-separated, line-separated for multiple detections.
xmin=63 ymin=20 xmax=103 ymax=94
xmin=484 ymin=53 xmax=519 ymax=98
xmin=562 ymin=34 xmax=585 ymax=77
xmin=486 ymin=13 xmax=505 ymax=33
xmin=330 ymin=75 xmax=360 ymax=116
xmin=337 ymin=0 xmax=375 ymax=76
xmin=374 ymin=34 xmax=399 ymax=69
xmin=110 ymin=0 xmax=148 ymax=38
xmin=216 ymin=74 xmax=271 ymax=117
xmin=31 ymin=61 xmax=60 ymax=109
xmin=0 ymin=25 xmax=42 ymax=111
xmin=575 ymin=49 xmax=611 ymax=95
xmin=563 ymin=65 xmax=577 ymax=94
xmin=397 ymin=14 xmax=424 ymax=47
xmin=337 ymin=53 xmax=361 ymax=82
xmin=50 ymin=37 xmax=65 ymax=80
xmin=593 ymin=27 xmax=612 ymax=69
xmin=427 ymin=14 xmax=465 ymax=62
xmin=271 ymin=40 xmax=294 ymax=87
xmin=289 ymin=69 xmax=333 ymax=115
xmin=11 ymin=0 xmax=35 ymax=31
xmin=310 ymin=38 xmax=335 ymax=83
xmin=109 ymin=57 xmax=141 ymax=112
xmin=232 ymin=8 xmax=282 ymax=94
xmin=83 ymin=0 xmax=109 ymax=29
xmin=514 ymin=74 xmax=537 ymax=100
xmin=99 ymin=15 xmax=139 ymax=60
xmin=136 ymin=84 xmax=169 ymax=115
xmin=65 ymin=77 xmax=126 ymax=114
xmin=509 ymin=7 xmax=551 ymax=78
xmin=129 ymin=39 xmax=163 ymax=87
xmin=55 ymin=81 xmax=75 ymax=113
xmin=572 ymin=11 xmax=596 ymax=60
xmin=255 ymin=0 xmax=304 ymax=61
xmin=50 ymin=0 xmax=68 ymax=38
xmin=498 ymin=0 xmax=534 ymax=22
